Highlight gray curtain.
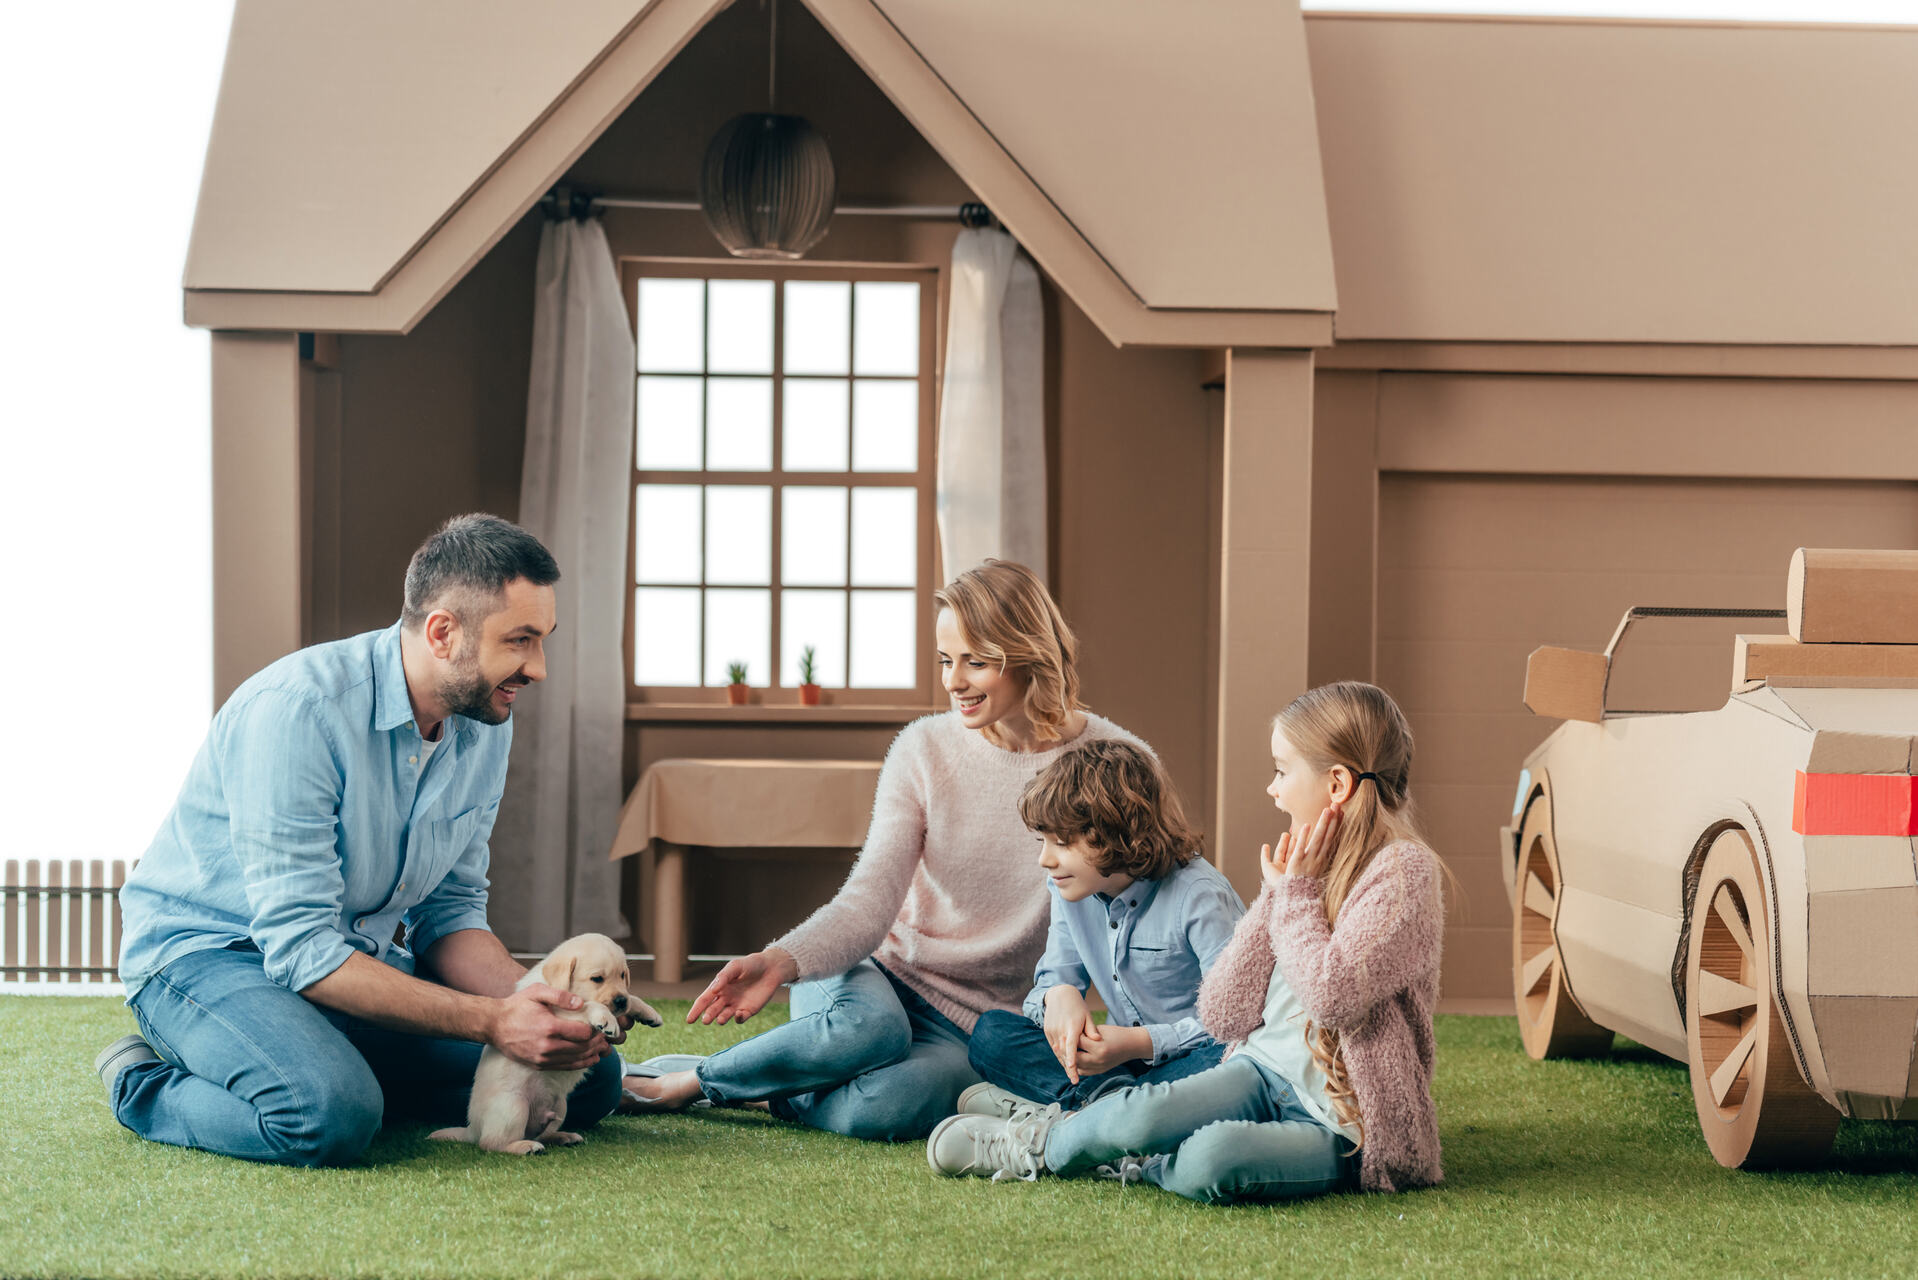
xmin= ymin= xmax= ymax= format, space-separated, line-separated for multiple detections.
xmin=491 ymin=214 xmax=633 ymax=950
xmin=936 ymin=226 xmax=1047 ymax=584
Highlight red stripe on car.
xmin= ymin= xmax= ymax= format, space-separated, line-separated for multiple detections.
xmin=1793 ymin=771 xmax=1918 ymax=836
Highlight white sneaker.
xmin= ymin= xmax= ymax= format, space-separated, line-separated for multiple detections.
xmin=956 ymin=1082 xmax=1051 ymax=1122
xmin=926 ymin=1106 xmax=1063 ymax=1182
xmin=1095 ymin=1155 xmax=1149 ymax=1185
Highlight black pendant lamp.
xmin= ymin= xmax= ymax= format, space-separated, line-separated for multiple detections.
xmin=699 ymin=0 xmax=837 ymax=260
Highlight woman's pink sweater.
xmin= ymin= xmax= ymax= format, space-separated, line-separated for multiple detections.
xmin=1197 ymin=839 xmax=1444 ymax=1192
xmin=773 ymin=710 xmax=1144 ymax=1034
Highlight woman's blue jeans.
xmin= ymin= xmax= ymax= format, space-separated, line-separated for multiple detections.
xmin=694 ymin=958 xmax=979 ymax=1142
xmin=967 ymin=1008 xmax=1227 ymax=1109
xmin=112 ymin=942 xmax=622 ymax=1167
xmin=1043 ymin=1053 xmax=1361 ymax=1204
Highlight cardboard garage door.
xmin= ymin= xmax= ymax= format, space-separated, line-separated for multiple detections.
xmin=1375 ymin=473 xmax=1918 ymax=1002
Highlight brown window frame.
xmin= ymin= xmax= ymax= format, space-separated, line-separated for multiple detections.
xmin=620 ymin=257 xmax=942 ymax=709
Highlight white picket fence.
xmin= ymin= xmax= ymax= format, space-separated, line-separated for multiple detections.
xmin=1 ymin=858 xmax=129 ymax=992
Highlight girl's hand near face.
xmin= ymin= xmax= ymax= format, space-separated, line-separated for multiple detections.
xmin=1260 ymin=803 xmax=1342 ymax=887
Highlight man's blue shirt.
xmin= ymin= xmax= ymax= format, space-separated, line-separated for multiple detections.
xmin=120 ymin=622 xmax=509 ymax=999
xmin=1021 ymin=855 xmax=1245 ymax=1064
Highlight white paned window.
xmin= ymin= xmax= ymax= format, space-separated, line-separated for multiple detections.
xmin=626 ymin=263 xmax=938 ymax=702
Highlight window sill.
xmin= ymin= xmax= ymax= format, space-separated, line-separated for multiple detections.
xmin=625 ymin=702 xmax=939 ymax=725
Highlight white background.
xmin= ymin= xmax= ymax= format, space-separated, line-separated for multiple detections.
xmin=0 ymin=0 xmax=1906 ymax=870
xmin=0 ymin=3 xmax=234 ymax=867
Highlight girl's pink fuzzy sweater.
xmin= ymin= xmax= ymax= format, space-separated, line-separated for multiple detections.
xmin=1197 ymin=839 xmax=1445 ymax=1192
xmin=772 ymin=710 xmax=1144 ymax=1034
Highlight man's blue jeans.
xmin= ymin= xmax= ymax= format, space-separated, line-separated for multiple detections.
xmin=695 ymin=958 xmax=979 ymax=1142
xmin=967 ymin=1008 xmax=1227 ymax=1109
xmin=1043 ymin=1053 xmax=1361 ymax=1203
xmin=112 ymin=942 xmax=622 ymax=1167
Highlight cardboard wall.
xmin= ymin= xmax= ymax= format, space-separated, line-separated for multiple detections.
xmin=314 ymin=0 xmax=1215 ymax=953
xmin=1307 ymin=15 xmax=1918 ymax=345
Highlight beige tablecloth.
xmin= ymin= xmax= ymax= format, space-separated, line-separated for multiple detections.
xmin=608 ymin=758 xmax=882 ymax=860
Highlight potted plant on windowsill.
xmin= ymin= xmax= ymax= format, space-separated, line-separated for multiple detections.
xmin=798 ymin=645 xmax=821 ymax=706
xmin=726 ymin=661 xmax=750 ymax=706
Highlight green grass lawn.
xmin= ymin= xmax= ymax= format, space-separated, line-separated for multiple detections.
xmin=6 ymin=999 xmax=1918 ymax=1280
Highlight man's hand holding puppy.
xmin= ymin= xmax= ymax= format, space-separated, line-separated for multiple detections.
xmin=490 ymin=983 xmax=620 ymax=1072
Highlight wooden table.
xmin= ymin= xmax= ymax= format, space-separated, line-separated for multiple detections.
xmin=607 ymin=758 xmax=882 ymax=982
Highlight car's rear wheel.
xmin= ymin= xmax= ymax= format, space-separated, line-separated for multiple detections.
xmin=1685 ymin=827 xmax=1838 ymax=1169
xmin=1513 ymin=791 xmax=1613 ymax=1059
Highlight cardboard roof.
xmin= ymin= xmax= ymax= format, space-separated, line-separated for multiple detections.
xmin=183 ymin=0 xmax=1335 ymax=344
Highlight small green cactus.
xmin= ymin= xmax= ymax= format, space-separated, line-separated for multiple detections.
xmin=726 ymin=661 xmax=749 ymax=686
xmin=799 ymin=645 xmax=818 ymax=685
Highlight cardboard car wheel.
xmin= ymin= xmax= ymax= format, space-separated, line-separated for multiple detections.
xmin=1684 ymin=828 xmax=1838 ymax=1169
xmin=1512 ymin=793 xmax=1612 ymax=1059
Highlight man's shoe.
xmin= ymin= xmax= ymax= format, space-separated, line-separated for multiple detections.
xmin=926 ymin=1106 xmax=1062 ymax=1181
xmin=956 ymin=1081 xmax=1051 ymax=1122
xmin=94 ymin=1034 xmax=160 ymax=1105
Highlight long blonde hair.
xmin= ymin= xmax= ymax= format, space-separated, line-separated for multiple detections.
xmin=1276 ymin=681 xmax=1437 ymax=1145
xmin=934 ymin=560 xmax=1082 ymax=747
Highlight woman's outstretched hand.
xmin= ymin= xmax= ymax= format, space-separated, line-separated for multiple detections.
xmin=1260 ymin=803 xmax=1343 ymax=888
xmin=687 ymin=947 xmax=799 ymax=1025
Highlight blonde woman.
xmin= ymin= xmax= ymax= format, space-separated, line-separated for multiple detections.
xmin=931 ymin=682 xmax=1445 ymax=1199
xmin=623 ymin=561 xmax=1153 ymax=1141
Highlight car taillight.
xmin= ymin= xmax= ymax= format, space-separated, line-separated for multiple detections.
xmin=1793 ymin=771 xmax=1918 ymax=836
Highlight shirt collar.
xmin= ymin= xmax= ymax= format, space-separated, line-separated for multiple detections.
xmin=1097 ymin=871 xmax=1163 ymax=915
xmin=1126 ymin=871 xmax=1164 ymax=914
xmin=372 ymin=621 xmax=417 ymax=733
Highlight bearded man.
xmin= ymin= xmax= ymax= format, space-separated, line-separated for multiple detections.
xmin=99 ymin=513 xmax=623 ymax=1165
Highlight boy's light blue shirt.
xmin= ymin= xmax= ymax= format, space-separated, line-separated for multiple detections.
xmin=1021 ymin=855 xmax=1245 ymax=1064
xmin=119 ymin=622 xmax=509 ymax=1000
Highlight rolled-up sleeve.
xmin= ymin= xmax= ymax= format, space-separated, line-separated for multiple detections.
xmin=217 ymin=690 xmax=357 ymax=993
xmin=407 ymin=797 xmax=499 ymax=956
xmin=1023 ymin=887 xmax=1090 ymax=1024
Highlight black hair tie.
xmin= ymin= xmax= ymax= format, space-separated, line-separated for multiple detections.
xmin=1353 ymin=772 xmax=1381 ymax=787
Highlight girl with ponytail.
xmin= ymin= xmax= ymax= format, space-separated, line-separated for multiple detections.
xmin=928 ymin=682 xmax=1445 ymax=1200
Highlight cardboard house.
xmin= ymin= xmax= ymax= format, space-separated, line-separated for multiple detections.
xmin=185 ymin=2 xmax=1918 ymax=1001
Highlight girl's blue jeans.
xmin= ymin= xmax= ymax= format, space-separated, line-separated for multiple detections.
xmin=694 ymin=957 xmax=979 ymax=1141
xmin=112 ymin=942 xmax=622 ymax=1167
xmin=1044 ymin=1052 xmax=1362 ymax=1203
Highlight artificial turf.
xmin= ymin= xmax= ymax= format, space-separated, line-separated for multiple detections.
xmin=6 ymin=998 xmax=1918 ymax=1280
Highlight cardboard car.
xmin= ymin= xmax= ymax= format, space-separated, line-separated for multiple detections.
xmin=1502 ymin=549 xmax=1918 ymax=1168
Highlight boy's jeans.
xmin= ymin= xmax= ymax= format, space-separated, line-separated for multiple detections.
xmin=694 ymin=957 xmax=979 ymax=1141
xmin=967 ymin=1007 xmax=1227 ymax=1108
xmin=113 ymin=942 xmax=621 ymax=1166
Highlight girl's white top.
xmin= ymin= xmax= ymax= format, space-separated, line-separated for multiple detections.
xmin=770 ymin=709 xmax=1145 ymax=1034
xmin=1239 ymin=962 xmax=1364 ymax=1142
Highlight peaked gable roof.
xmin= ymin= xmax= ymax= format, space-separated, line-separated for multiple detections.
xmin=185 ymin=0 xmax=1334 ymax=346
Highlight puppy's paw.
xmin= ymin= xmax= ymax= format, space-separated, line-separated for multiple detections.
xmin=427 ymin=1127 xmax=472 ymax=1143
xmin=502 ymin=1139 xmax=545 ymax=1156
xmin=549 ymin=1131 xmax=584 ymax=1146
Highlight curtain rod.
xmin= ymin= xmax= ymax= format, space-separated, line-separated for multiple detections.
xmin=543 ymin=187 xmax=995 ymax=227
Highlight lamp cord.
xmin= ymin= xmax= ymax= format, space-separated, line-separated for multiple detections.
xmin=768 ymin=0 xmax=778 ymax=111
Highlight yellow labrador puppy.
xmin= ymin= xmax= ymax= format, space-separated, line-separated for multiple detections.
xmin=430 ymin=933 xmax=662 ymax=1155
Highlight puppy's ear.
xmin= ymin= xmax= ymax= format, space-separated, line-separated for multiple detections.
xmin=544 ymin=953 xmax=578 ymax=993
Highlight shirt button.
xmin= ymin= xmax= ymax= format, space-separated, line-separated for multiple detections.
xmin=1109 ymin=920 xmax=1118 ymax=929
xmin=397 ymin=883 xmax=406 ymax=893
xmin=409 ymin=755 xmax=418 ymax=764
